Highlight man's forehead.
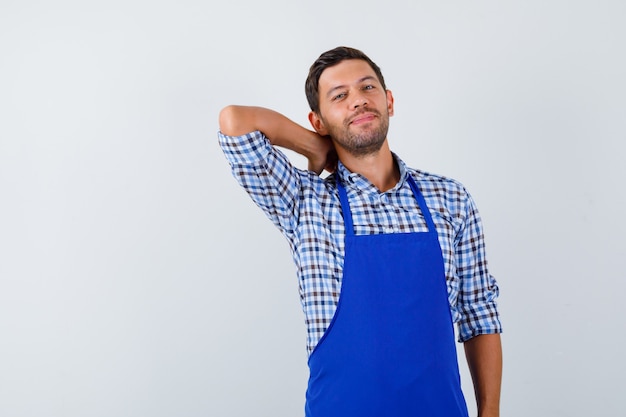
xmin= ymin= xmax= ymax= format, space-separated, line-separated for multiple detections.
xmin=318 ymin=59 xmax=378 ymax=89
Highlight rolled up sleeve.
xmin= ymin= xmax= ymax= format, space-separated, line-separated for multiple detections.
xmin=454 ymin=191 xmax=502 ymax=342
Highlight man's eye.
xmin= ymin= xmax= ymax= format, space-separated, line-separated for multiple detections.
xmin=363 ymin=85 xmax=374 ymax=90
xmin=333 ymin=93 xmax=346 ymax=101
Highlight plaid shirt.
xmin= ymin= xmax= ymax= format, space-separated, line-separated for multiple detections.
xmin=219 ymin=130 xmax=502 ymax=354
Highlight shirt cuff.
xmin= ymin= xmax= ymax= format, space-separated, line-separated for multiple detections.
xmin=457 ymin=301 xmax=503 ymax=343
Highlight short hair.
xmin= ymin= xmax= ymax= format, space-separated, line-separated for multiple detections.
xmin=305 ymin=46 xmax=387 ymax=114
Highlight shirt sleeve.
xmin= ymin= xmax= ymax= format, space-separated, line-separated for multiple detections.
xmin=454 ymin=189 xmax=503 ymax=342
xmin=218 ymin=130 xmax=301 ymax=238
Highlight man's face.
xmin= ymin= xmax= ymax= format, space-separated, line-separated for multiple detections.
xmin=312 ymin=59 xmax=394 ymax=157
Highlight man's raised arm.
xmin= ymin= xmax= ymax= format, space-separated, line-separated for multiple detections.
xmin=218 ymin=105 xmax=336 ymax=174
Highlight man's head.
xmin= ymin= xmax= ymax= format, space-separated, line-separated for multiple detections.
xmin=305 ymin=46 xmax=387 ymax=114
xmin=306 ymin=46 xmax=394 ymax=158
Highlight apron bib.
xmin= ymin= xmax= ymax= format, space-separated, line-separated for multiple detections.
xmin=305 ymin=176 xmax=469 ymax=417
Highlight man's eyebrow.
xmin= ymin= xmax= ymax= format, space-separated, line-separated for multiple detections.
xmin=325 ymin=76 xmax=378 ymax=99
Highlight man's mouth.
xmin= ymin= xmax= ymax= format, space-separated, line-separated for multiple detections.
xmin=349 ymin=112 xmax=377 ymax=125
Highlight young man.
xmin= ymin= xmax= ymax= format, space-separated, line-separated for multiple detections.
xmin=218 ymin=46 xmax=502 ymax=417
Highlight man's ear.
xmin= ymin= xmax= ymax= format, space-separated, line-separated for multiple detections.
xmin=386 ymin=90 xmax=395 ymax=117
xmin=308 ymin=111 xmax=329 ymax=136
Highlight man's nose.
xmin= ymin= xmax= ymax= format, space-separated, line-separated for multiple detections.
xmin=351 ymin=94 xmax=368 ymax=109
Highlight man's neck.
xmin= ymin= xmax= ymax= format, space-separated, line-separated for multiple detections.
xmin=338 ymin=140 xmax=400 ymax=192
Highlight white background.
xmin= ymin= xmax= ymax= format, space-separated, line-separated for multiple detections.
xmin=1 ymin=1 xmax=625 ymax=416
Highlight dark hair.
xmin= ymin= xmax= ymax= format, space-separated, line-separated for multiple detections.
xmin=305 ymin=46 xmax=387 ymax=114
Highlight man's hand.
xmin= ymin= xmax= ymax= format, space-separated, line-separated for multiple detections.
xmin=307 ymin=134 xmax=337 ymax=175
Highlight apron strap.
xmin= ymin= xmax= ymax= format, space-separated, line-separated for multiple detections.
xmin=336 ymin=176 xmax=354 ymax=237
xmin=407 ymin=175 xmax=438 ymax=235
xmin=336 ymin=174 xmax=438 ymax=236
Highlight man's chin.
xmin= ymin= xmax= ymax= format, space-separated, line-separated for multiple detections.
xmin=344 ymin=138 xmax=386 ymax=157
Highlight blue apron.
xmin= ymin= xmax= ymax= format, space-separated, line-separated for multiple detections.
xmin=305 ymin=175 xmax=469 ymax=417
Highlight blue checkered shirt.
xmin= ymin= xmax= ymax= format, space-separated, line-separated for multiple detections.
xmin=219 ymin=130 xmax=502 ymax=354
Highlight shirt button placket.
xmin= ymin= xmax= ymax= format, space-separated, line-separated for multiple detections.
xmin=379 ymin=193 xmax=394 ymax=233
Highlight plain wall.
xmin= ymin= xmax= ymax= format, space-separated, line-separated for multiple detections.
xmin=1 ymin=1 xmax=624 ymax=416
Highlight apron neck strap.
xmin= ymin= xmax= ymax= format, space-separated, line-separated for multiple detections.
xmin=336 ymin=176 xmax=355 ymax=236
xmin=406 ymin=175 xmax=438 ymax=234
xmin=336 ymin=174 xmax=437 ymax=236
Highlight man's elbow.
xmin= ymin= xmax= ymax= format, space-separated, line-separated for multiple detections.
xmin=218 ymin=105 xmax=240 ymax=136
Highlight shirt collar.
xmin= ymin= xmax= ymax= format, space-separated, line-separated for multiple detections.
xmin=336 ymin=152 xmax=410 ymax=194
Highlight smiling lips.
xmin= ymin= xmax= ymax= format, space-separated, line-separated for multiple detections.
xmin=349 ymin=111 xmax=378 ymax=126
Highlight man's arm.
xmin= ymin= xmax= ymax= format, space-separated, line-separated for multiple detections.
xmin=451 ymin=185 xmax=503 ymax=416
xmin=464 ymin=333 xmax=502 ymax=417
xmin=219 ymin=105 xmax=336 ymax=174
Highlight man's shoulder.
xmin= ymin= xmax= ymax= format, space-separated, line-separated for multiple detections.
xmin=405 ymin=166 xmax=476 ymax=221
xmin=407 ymin=167 xmax=468 ymax=196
